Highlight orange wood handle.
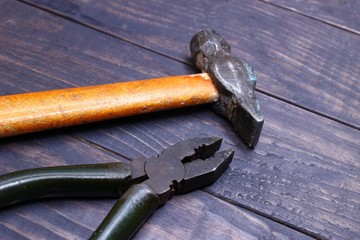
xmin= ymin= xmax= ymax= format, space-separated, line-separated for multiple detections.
xmin=0 ymin=73 xmax=219 ymax=137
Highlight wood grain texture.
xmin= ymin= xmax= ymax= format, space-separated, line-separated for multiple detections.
xmin=0 ymin=73 xmax=217 ymax=137
xmin=1 ymin=1 xmax=359 ymax=239
xmin=262 ymin=0 xmax=360 ymax=34
xmin=21 ymin=0 xmax=360 ymax=129
xmin=74 ymin=96 xmax=360 ymax=240
xmin=3 ymin=3 xmax=355 ymax=237
xmin=0 ymin=1 xmax=317 ymax=240
xmin=0 ymin=3 xmax=357 ymax=240
xmin=134 ymin=191 xmax=313 ymax=240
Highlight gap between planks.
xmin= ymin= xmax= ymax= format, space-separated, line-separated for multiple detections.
xmin=260 ymin=0 xmax=360 ymax=36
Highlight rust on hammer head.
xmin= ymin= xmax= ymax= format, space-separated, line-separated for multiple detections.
xmin=190 ymin=30 xmax=264 ymax=147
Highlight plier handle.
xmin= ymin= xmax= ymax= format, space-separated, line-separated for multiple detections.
xmin=0 ymin=137 xmax=233 ymax=239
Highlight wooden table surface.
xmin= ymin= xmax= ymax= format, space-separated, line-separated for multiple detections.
xmin=0 ymin=0 xmax=359 ymax=239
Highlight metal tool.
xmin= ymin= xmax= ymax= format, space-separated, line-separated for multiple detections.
xmin=0 ymin=137 xmax=233 ymax=239
xmin=0 ymin=29 xmax=263 ymax=147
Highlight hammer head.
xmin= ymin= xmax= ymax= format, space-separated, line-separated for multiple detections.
xmin=190 ymin=30 xmax=264 ymax=147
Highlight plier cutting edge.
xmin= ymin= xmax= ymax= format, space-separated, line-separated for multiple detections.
xmin=0 ymin=137 xmax=233 ymax=239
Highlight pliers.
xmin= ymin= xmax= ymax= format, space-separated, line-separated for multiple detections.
xmin=0 ymin=137 xmax=233 ymax=239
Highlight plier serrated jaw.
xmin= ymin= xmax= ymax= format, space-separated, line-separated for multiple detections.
xmin=181 ymin=148 xmax=234 ymax=193
xmin=131 ymin=136 xmax=234 ymax=203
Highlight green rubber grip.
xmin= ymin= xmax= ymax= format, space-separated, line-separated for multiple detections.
xmin=91 ymin=182 xmax=160 ymax=240
xmin=0 ymin=162 xmax=131 ymax=208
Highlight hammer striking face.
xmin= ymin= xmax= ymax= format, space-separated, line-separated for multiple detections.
xmin=191 ymin=30 xmax=264 ymax=147
xmin=0 ymin=30 xmax=263 ymax=147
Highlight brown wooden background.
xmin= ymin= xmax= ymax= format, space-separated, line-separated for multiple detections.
xmin=0 ymin=0 xmax=359 ymax=239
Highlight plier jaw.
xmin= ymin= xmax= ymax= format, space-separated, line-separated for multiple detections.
xmin=131 ymin=136 xmax=234 ymax=203
xmin=0 ymin=137 xmax=233 ymax=240
xmin=181 ymin=148 xmax=234 ymax=194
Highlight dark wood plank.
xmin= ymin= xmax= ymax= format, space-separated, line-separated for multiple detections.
xmin=75 ymin=96 xmax=360 ymax=240
xmin=20 ymin=0 xmax=360 ymax=129
xmin=134 ymin=191 xmax=313 ymax=240
xmin=0 ymin=1 xmax=315 ymax=240
xmin=0 ymin=6 xmax=192 ymax=95
xmin=1 ymin=1 xmax=359 ymax=239
xmin=263 ymin=0 xmax=360 ymax=34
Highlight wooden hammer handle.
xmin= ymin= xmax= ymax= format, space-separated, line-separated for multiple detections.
xmin=0 ymin=74 xmax=219 ymax=137
xmin=0 ymin=73 xmax=218 ymax=137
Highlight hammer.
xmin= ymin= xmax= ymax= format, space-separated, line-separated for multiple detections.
xmin=0 ymin=30 xmax=263 ymax=147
